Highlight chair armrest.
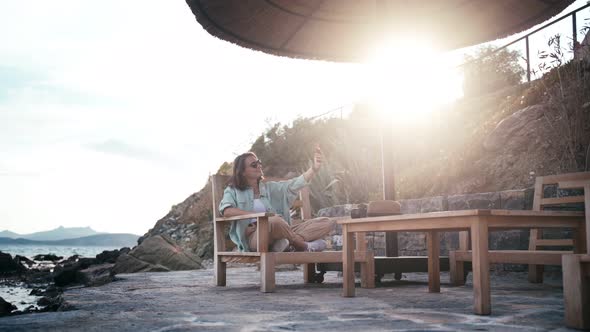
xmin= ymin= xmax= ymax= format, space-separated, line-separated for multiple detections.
xmin=215 ymin=212 xmax=274 ymax=223
xmin=214 ymin=212 xmax=274 ymax=252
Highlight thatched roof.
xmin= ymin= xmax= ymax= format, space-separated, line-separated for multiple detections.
xmin=186 ymin=0 xmax=574 ymax=63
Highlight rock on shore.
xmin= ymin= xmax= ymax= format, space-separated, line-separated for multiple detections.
xmin=114 ymin=235 xmax=202 ymax=273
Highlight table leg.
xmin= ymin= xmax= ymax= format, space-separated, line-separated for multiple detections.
xmin=342 ymin=224 xmax=355 ymax=297
xmin=471 ymin=217 xmax=491 ymax=315
xmin=427 ymin=231 xmax=440 ymax=292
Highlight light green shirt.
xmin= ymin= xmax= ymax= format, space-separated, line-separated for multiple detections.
xmin=219 ymin=174 xmax=309 ymax=252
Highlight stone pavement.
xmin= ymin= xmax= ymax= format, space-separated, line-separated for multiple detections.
xmin=0 ymin=266 xmax=578 ymax=331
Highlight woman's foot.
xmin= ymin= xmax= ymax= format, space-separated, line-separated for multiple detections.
xmin=305 ymin=239 xmax=327 ymax=252
xmin=271 ymin=238 xmax=290 ymax=252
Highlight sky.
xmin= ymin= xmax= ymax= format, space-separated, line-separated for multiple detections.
xmin=1 ymin=1 xmax=588 ymax=236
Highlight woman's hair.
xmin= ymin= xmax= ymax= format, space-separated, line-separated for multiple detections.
xmin=228 ymin=152 xmax=262 ymax=190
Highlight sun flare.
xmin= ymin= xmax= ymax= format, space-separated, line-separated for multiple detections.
xmin=362 ymin=39 xmax=463 ymax=124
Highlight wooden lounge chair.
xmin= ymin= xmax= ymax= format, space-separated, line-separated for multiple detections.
xmin=210 ymin=174 xmax=375 ymax=292
xmin=449 ymin=171 xmax=589 ymax=285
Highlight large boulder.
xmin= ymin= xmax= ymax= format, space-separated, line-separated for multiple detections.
xmin=0 ymin=252 xmax=25 ymax=275
xmin=52 ymin=258 xmax=96 ymax=287
xmin=113 ymin=235 xmax=202 ymax=274
xmin=95 ymin=248 xmax=130 ymax=264
xmin=79 ymin=263 xmax=116 ymax=286
xmin=0 ymin=297 xmax=17 ymax=316
xmin=33 ymin=254 xmax=63 ymax=261
xmin=482 ymin=104 xmax=546 ymax=153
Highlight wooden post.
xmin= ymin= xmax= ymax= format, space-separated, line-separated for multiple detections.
xmin=381 ymin=124 xmax=399 ymax=268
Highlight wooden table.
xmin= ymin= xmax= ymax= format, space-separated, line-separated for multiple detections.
xmin=339 ymin=209 xmax=585 ymax=315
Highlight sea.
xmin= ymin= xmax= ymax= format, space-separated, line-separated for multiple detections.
xmin=0 ymin=245 xmax=124 ymax=312
xmin=0 ymin=244 xmax=124 ymax=259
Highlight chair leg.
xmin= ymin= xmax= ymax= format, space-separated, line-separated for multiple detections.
xmin=563 ymin=254 xmax=590 ymax=330
xmin=360 ymin=251 xmax=375 ymax=288
xmin=528 ymin=265 xmax=544 ymax=283
xmin=528 ymin=229 xmax=543 ymax=283
xmin=260 ymin=253 xmax=275 ymax=293
xmin=449 ymin=251 xmax=465 ymax=286
xmin=214 ymin=255 xmax=226 ymax=286
xmin=303 ymin=263 xmax=315 ymax=283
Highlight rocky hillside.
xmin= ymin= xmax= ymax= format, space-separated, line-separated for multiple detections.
xmin=140 ymin=58 xmax=589 ymax=264
xmin=139 ymin=179 xmax=216 ymax=262
xmin=395 ymin=59 xmax=590 ymax=198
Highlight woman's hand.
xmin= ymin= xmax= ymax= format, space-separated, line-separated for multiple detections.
xmin=313 ymin=145 xmax=322 ymax=172
xmin=304 ymin=145 xmax=323 ymax=182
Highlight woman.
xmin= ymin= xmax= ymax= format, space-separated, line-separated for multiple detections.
xmin=219 ymin=147 xmax=334 ymax=252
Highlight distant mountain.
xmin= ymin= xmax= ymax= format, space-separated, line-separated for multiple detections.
xmin=0 ymin=230 xmax=20 ymax=238
xmin=0 ymin=226 xmax=104 ymax=241
xmin=0 ymin=233 xmax=139 ymax=247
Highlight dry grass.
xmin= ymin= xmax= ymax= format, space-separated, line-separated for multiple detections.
xmin=395 ymin=59 xmax=590 ymax=198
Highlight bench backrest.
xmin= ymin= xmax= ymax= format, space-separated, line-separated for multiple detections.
xmin=529 ymin=171 xmax=589 ymax=254
xmin=532 ymin=172 xmax=590 ymax=211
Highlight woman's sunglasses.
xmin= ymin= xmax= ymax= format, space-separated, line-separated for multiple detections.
xmin=249 ymin=160 xmax=263 ymax=168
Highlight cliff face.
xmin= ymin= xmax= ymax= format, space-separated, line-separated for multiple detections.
xmin=139 ymin=178 xmax=215 ymax=261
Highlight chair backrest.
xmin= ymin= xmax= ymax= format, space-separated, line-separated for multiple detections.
xmin=211 ymin=174 xmax=230 ymax=219
xmin=532 ymin=172 xmax=590 ymax=211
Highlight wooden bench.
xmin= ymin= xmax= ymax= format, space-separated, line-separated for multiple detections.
xmin=450 ymin=171 xmax=589 ymax=286
xmin=211 ymin=174 xmax=375 ymax=292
